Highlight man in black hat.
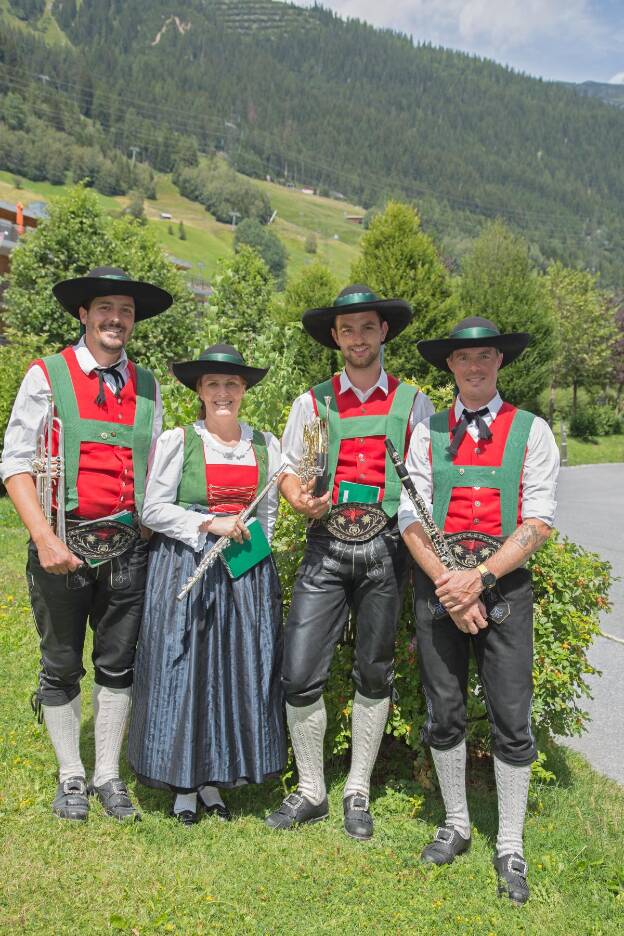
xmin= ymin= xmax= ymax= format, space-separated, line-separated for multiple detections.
xmin=265 ymin=284 xmax=433 ymax=840
xmin=397 ymin=316 xmax=559 ymax=904
xmin=0 ymin=267 xmax=172 ymax=822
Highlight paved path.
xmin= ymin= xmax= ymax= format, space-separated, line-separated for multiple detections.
xmin=554 ymin=463 xmax=624 ymax=784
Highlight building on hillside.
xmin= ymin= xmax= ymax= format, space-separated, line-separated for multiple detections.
xmin=0 ymin=200 xmax=48 ymax=313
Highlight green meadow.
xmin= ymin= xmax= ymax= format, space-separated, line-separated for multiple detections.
xmin=0 ymin=498 xmax=622 ymax=935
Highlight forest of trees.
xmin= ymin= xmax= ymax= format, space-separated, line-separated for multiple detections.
xmin=2 ymin=1 xmax=624 ymax=282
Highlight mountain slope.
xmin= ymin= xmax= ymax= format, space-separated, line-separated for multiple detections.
xmin=2 ymin=0 xmax=624 ymax=281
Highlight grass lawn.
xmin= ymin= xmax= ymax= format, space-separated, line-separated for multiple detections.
xmin=559 ymin=433 xmax=624 ymax=467
xmin=0 ymin=498 xmax=622 ymax=935
xmin=0 ymin=170 xmax=360 ymax=284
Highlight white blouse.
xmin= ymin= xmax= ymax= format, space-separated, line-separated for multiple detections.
xmin=141 ymin=421 xmax=281 ymax=551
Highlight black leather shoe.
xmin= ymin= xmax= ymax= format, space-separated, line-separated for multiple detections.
xmin=494 ymin=853 xmax=530 ymax=906
xmin=203 ymin=802 xmax=232 ymax=822
xmin=171 ymin=808 xmax=199 ymax=826
xmin=88 ymin=778 xmax=141 ymax=822
xmin=52 ymin=776 xmax=89 ymax=821
xmin=343 ymin=793 xmax=373 ymax=841
xmin=420 ymin=826 xmax=471 ymax=865
xmin=265 ymin=792 xmax=329 ymax=830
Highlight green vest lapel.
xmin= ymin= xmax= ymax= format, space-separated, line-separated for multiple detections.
xmin=176 ymin=425 xmax=268 ymax=510
xmin=311 ymin=377 xmax=417 ymax=517
xmin=431 ymin=407 xmax=535 ymax=536
xmin=43 ymin=352 xmax=155 ymax=514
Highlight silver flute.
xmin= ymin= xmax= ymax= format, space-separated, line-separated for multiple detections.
xmin=176 ymin=461 xmax=288 ymax=600
xmin=384 ymin=438 xmax=458 ymax=570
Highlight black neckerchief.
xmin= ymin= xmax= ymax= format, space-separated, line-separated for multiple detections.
xmin=93 ymin=364 xmax=124 ymax=407
xmin=449 ymin=407 xmax=492 ymax=457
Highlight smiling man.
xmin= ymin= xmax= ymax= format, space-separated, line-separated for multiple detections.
xmin=266 ymin=284 xmax=433 ymax=839
xmin=397 ymin=316 xmax=560 ymax=905
xmin=0 ymin=266 xmax=172 ymax=823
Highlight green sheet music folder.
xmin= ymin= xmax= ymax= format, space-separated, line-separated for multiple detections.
xmin=337 ymin=481 xmax=380 ymax=504
xmin=219 ymin=517 xmax=272 ymax=579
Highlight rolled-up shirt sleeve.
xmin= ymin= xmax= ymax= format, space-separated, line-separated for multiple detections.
xmin=0 ymin=364 xmax=50 ymax=483
xmin=397 ymin=417 xmax=433 ymax=534
xmin=141 ymin=428 xmax=211 ymax=551
xmin=522 ymin=417 xmax=559 ymax=526
xmin=280 ymin=392 xmax=314 ymax=476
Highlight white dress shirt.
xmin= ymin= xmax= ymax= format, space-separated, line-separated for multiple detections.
xmin=0 ymin=336 xmax=163 ymax=482
xmin=397 ymin=392 xmax=560 ymax=534
xmin=141 ymin=421 xmax=281 ymax=552
xmin=280 ymin=368 xmax=435 ymax=475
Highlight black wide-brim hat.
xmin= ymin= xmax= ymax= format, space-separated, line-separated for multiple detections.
xmin=172 ymin=343 xmax=269 ymax=390
xmin=302 ymin=284 xmax=413 ymax=349
xmin=418 ymin=317 xmax=531 ymax=372
xmin=53 ymin=266 xmax=173 ymax=322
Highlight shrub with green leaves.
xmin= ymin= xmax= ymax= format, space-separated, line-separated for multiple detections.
xmin=3 ymin=185 xmax=198 ymax=373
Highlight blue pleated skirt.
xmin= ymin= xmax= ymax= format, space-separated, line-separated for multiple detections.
xmin=127 ymin=529 xmax=287 ymax=791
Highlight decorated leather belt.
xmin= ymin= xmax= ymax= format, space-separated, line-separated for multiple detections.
xmin=444 ymin=531 xmax=505 ymax=569
xmin=63 ymin=514 xmax=139 ymax=562
xmin=311 ymin=503 xmax=391 ymax=543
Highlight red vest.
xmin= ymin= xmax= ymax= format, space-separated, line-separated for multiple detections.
xmin=204 ymin=462 xmax=258 ymax=513
xmin=36 ymin=347 xmax=140 ymax=520
xmin=437 ymin=403 xmax=524 ymax=536
xmin=311 ymin=374 xmax=410 ymax=505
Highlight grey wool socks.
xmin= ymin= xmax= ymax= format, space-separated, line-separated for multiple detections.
xmin=286 ymin=697 xmax=327 ymax=805
xmin=343 ymin=693 xmax=390 ymax=804
xmin=430 ymin=740 xmax=471 ymax=840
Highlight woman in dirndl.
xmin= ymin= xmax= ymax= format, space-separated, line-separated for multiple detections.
xmin=127 ymin=343 xmax=286 ymax=823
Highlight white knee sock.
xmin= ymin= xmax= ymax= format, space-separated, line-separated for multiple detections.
xmin=173 ymin=792 xmax=197 ymax=814
xmin=43 ymin=696 xmax=85 ymax=783
xmin=198 ymin=785 xmax=225 ymax=809
xmin=286 ymin=697 xmax=327 ymax=805
xmin=343 ymin=693 xmax=390 ymax=805
xmin=430 ymin=741 xmax=471 ymax=840
xmin=494 ymin=756 xmax=531 ymax=858
xmin=92 ymin=685 xmax=132 ymax=787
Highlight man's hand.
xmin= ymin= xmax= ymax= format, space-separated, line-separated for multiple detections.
xmin=434 ymin=568 xmax=483 ymax=613
xmin=34 ymin=531 xmax=83 ymax=575
xmin=199 ymin=514 xmax=251 ymax=544
xmin=449 ymin=599 xmax=488 ymax=635
xmin=280 ymin=473 xmax=331 ymax=519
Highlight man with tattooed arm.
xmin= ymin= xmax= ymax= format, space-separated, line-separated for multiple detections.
xmin=397 ymin=317 xmax=559 ymax=906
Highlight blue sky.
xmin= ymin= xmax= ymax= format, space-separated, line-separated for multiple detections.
xmin=292 ymin=1 xmax=624 ymax=84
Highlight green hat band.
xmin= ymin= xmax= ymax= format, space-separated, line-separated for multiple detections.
xmin=199 ymin=352 xmax=245 ymax=365
xmin=334 ymin=291 xmax=379 ymax=308
xmin=451 ymin=326 xmax=500 ymax=340
xmin=97 ymin=274 xmax=132 ymax=281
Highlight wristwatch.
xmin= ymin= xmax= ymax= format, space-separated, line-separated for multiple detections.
xmin=477 ymin=563 xmax=497 ymax=589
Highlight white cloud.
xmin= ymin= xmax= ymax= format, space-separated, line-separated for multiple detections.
xmin=291 ymin=1 xmax=624 ymax=77
xmin=294 ymin=1 xmax=604 ymax=49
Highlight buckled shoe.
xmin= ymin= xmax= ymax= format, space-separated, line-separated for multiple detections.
xmin=265 ymin=792 xmax=329 ymax=830
xmin=203 ymin=802 xmax=232 ymax=822
xmin=88 ymin=778 xmax=141 ymax=822
xmin=494 ymin=853 xmax=530 ymax=906
xmin=420 ymin=825 xmax=471 ymax=865
xmin=343 ymin=793 xmax=374 ymax=841
xmin=171 ymin=808 xmax=199 ymax=826
xmin=52 ymin=776 xmax=89 ymax=821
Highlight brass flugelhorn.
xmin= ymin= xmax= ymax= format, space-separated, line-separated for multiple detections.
xmin=32 ymin=391 xmax=66 ymax=543
xmin=299 ymin=395 xmax=330 ymax=497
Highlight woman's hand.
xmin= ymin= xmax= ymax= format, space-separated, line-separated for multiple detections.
xmin=199 ymin=514 xmax=251 ymax=544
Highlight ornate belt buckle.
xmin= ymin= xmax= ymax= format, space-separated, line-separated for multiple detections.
xmin=443 ymin=531 xmax=503 ymax=569
xmin=65 ymin=519 xmax=138 ymax=562
xmin=324 ymin=503 xmax=389 ymax=543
